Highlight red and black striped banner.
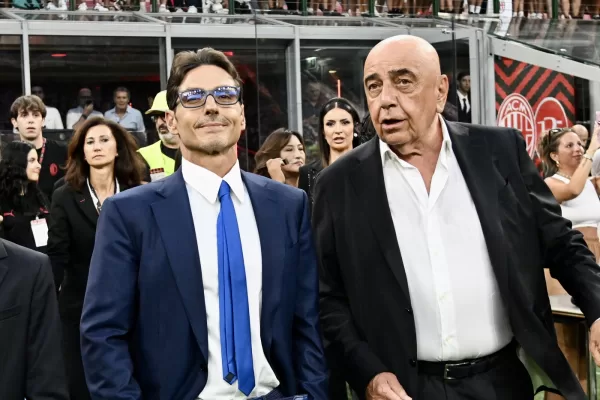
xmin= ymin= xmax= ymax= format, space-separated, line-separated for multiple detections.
xmin=495 ymin=56 xmax=575 ymax=162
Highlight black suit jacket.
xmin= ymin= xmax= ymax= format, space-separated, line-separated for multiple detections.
xmin=313 ymin=121 xmax=600 ymax=400
xmin=47 ymin=182 xmax=101 ymax=322
xmin=0 ymin=239 xmax=68 ymax=400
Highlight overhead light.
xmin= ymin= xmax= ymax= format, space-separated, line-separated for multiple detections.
xmin=51 ymin=53 xmax=67 ymax=58
xmin=223 ymin=51 xmax=234 ymax=56
xmin=329 ymin=70 xmax=337 ymax=74
xmin=305 ymin=56 xmax=317 ymax=62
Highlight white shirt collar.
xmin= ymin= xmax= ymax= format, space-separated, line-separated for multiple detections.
xmin=379 ymin=114 xmax=452 ymax=168
xmin=181 ymin=157 xmax=246 ymax=205
xmin=457 ymin=91 xmax=469 ymax=101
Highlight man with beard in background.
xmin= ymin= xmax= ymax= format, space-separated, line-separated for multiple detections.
xmin=139 ymin=91 xmax=181 ymax=182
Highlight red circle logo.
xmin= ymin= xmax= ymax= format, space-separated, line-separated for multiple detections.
xmin=50 ymin=163 xmax=58 ymax=176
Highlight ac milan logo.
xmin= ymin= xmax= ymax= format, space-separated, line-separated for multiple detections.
xmin=497 ymin=93 xmax=536 ymax=157
xmin=50 ymin=163 xmax=58 ymax=177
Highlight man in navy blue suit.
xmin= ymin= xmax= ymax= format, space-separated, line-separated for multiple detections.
xmin=80 ymin=47 xmax=328 ymax=400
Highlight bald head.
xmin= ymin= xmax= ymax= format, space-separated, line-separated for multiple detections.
xmin=366 ymin=35 xmax=442 ymax=78
xmin=571 ymin=124 xmax=589 ymax=145
xmin=363 ymin=35 xmax=448 ymax=150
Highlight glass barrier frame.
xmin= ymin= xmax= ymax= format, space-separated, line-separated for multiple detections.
xmin=0 ymin=9 xmax=477 ymax=134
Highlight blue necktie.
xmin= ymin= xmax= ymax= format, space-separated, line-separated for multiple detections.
xmin=217 ymin=181 xmax=255 ymax=396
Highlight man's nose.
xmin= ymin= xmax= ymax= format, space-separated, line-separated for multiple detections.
xmin=380 ymin=83 xmax=397 ymax=109
xmin=204 ymin=95 xmax=219 ymax=113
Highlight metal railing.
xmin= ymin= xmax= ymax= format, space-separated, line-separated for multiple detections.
xmin=0 ymin=0 xmax=591 ymax=20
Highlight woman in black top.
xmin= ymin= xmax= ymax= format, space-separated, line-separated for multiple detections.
xmin=298 ymin=97 xmax=361 ymax=208
xmin=0 ymin=141 xmax=50 ymax=253
xmin=47 ymin=117 xmax=145 ymax=400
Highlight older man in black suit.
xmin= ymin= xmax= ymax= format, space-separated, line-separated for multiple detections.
xmin=314 ymin=34 xmax=600 ymax=400
xmin=0 ymin=238 xmax=68 ymax=400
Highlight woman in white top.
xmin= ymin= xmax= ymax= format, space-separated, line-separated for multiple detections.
xmin=539 ymin=125 xmax=600 ymax=400
xmin=542 ymin=125 xmax=600 ymax=260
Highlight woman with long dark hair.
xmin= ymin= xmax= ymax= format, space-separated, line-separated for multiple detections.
xmin=0 ymin=141 xmax=50 ymax=252
xmin=254 ymin=128 xmax=306 ymax=187
xmin=47 ymin=117 xmax=145 ymax=400
xmin=298 ymin=97 xmax=361 ymax=207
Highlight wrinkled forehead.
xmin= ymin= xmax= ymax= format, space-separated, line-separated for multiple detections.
xmin=365 ymin=45 xmax=424 ymax=80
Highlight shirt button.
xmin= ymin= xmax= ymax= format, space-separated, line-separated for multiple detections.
xmin=405 ymin=308 xmax=413 ymax=314
xmin=409 ymin=359 xmax=417 ymax=367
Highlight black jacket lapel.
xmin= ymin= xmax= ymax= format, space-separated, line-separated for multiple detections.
xmin=448 ymin=121 xmax=510 ymax=295
xmin=74 ymin=187 xmax=99 ymax=227
xmin=349 ymin=138 xmax=411 ymax=302
xmin=0 ymin=241 xmax=8 ymax=289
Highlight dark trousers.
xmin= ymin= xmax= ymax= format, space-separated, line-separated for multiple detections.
xmin=417 ymin=351 xmax=534 ymax=400
xmin=62 ymin=319 xmax=91 ymax=400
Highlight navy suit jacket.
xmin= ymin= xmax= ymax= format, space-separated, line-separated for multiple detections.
xmin=80 ymin=169 xmax=328 ymax=400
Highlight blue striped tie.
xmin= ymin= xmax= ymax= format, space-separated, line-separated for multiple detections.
xmin=217 ymin=181 xmax=255 ymax=396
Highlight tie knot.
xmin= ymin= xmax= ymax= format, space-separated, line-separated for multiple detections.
xmin=218 ymin=180 xmax=231 ymax=201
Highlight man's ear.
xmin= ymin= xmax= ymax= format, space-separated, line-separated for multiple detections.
xmin=165 ymin=110 xmax=178 ymax=135
xmin=240 ymin=104 xmax=246 ymax=130
xmin=10 ymin=118 xmax=17 ymax=129
xmin=436 ymin=74 xmax=449 ymax=114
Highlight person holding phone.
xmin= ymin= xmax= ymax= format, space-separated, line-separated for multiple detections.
xmin=540 ymin=123 xmax=600 ymax=398
xmin=254 ymin=128 xmax=306 ymax=187
xmin=66 ymin=88 xmax=102 ymax=130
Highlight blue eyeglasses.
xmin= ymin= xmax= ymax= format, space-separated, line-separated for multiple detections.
xmin=177 ymin=86 xmax=242 ymax=108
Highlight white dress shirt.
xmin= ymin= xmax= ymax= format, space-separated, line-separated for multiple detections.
xmin=65 ymin=107 xmax=103 ymax=129
xmin=380 ymin=116 xmax=513 ymax=362
xmin=181 ymin=158 xmax=279 ymax=399
xmin=44 ymin=106 xmax=64 ymax=129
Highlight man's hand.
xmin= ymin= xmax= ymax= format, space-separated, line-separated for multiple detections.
xmin=366 ymin=372 xmax=412 ymax=400
xmin=590 ymin=319 xmax=600 ymax=366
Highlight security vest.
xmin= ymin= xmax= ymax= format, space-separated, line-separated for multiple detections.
xmin=138 ymin=141 xmax=175 ymax=181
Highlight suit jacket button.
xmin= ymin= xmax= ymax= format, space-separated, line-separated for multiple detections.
xmin=409 ymin=359 xmax=417 ymax=367
xmin=405 ymin=308 xmax=412 ymax=314
xmin=200 ymin=364 xmax=207 ymax=372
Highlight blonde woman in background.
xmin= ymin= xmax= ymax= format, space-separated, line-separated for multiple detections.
xmin=540 ymin=124 xmax=600 ymax=399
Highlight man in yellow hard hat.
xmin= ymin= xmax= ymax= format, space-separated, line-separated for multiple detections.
xmin=139 ymin=90 xmax=180 ymax=182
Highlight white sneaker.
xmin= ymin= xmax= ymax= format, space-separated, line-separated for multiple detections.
xmin=94 ymin=2 xmax=108 ymax=10
xmin=78 ymin=2 xmax=88 ymax=10
xmin=138 ymin=0 xmax=147 ymax=11
xmin=57 ymin=0 xmax=68 ymax=9
xmin=46 ymin=2 xmax=57 ymax=9
xmin=175 ymin=7 xmax=184 ymax=11
xmin=187 ymin=4 xmax=197 ymax=11
xmin=159 ymin=3 xmax=170 ymax=11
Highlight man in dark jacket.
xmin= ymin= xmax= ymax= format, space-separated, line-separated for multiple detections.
xmin=0 ymin=239 xmax=68 ymax=400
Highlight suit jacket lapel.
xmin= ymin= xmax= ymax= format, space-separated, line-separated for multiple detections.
xmin=448 ymin=121 xmax=510 ymax=295
xmin=0 ymin=241 xmax=8 ymax=289
xmin=74 ymin=186 xmax=99 ymax=227
xmin=151 ymin=170 xmax=209 ymax=363
xmin=349 ymin=139 xmax=411 ymax=302
xmin=242 ymin=171 xmax=285 ymax=360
